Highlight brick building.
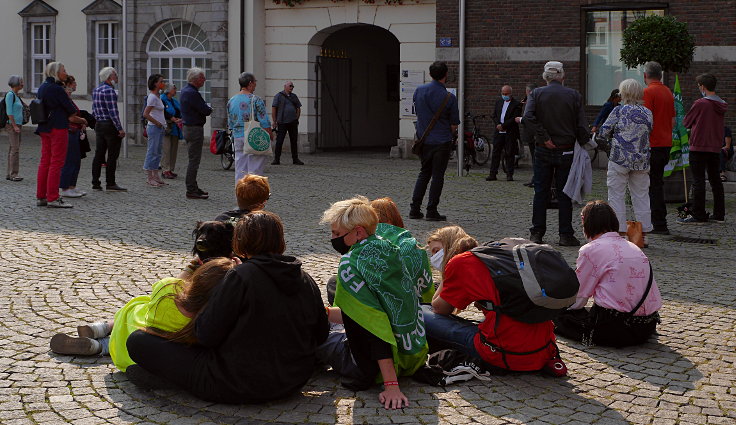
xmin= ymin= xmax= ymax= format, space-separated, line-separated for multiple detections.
xmin=436 ymin=0 xmax=735 ymax=132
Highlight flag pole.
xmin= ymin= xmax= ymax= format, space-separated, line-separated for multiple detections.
xmin=683 ymin=168 xmax=688 ymax=203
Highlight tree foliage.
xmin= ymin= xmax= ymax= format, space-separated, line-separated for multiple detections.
xmin=620 ymin=15 xmax=695 ymax=73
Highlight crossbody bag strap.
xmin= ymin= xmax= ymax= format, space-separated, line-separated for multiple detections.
xmin=417 ymin=92 xmax=452 ymax=144
xmin=628 ymin=263 xmax=654 ymax=316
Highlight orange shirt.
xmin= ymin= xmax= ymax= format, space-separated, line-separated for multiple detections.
xmin=440 ymin=252 xmax=557 ymax=372
xmin=643 ymin=81 xmax=675 ymax=148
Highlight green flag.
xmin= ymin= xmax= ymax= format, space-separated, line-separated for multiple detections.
xmin=375 ymin=223 xmax=435 ymax=303
xmin=334 ymin=234 xmax=428 ymax=378
xmin=663 ymin=74 xmax=690 ymax=177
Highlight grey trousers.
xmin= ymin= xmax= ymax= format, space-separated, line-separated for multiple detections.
xmin=183 ymin=125 xmax=204 ymax=193
xmin=6 ymin=126 xmax=21 ymax=178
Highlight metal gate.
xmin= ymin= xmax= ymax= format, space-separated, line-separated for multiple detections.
xmin=315 ymin=55 xmax=352 ymax=149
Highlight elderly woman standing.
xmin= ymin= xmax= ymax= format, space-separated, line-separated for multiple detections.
xmin=142 ymin=74 xmax=167 ymax=187
xmin=59 ymin=75 xmax=89 ymax=198
xmin=597 ymin=79 xmax=654 ymax=243
xmin=36 ymin=62 xmax=77 ymax=208
xmin=227 ymin=72 xmax=272 ymax=181
xmin=160 ymin=83 xmax=183 ymax=179
xmin=5 ymin=75 xmax=25 ymax=182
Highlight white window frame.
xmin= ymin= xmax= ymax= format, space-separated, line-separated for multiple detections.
xmin=31 ymin=23 xmax=52 ymax=91
xmin=95 ymin=21 xmax=119 ymax=80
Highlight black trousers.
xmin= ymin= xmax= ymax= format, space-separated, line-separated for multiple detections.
xmin=91 ymin=121 xmax=122 ymax=187
xmin=690 ymin=151 xmax=725 ymax=220
xmin=554 ymin=307 xmax=658 ymax=348
xmin=411 ymin=142 xmax=451 ymax=212
xmin=489 ymin=133 xmax=516 ymax=176
xmin=274 ymin=121 xmax=299 ymax=161
xmin=648 ymin=147 xmax=670 ymax=229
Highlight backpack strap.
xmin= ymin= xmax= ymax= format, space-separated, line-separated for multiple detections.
xmin=628 ymin=263 xmax=654 ymax=316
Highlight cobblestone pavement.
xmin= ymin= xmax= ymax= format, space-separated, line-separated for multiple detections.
xmin=1 ymin=137 xmax=735 ymax=425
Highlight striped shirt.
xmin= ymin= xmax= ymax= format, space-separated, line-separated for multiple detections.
xmin=92 ymin=82 xmax=122 ymax=131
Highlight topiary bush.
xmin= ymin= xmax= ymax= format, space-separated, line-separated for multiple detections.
xmin=620 ymin=15 xmax=695 ymax=73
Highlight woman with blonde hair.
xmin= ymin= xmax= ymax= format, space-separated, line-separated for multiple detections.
xmin=596 ymin=78 xmax=654 ymax=245
xmin=426 ymin=225 xmax=478 ymax=278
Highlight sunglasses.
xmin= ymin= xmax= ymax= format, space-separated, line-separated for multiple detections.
xmin=288 ymin=84 xmax=294 ymax=88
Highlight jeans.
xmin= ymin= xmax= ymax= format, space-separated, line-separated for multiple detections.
xmin=314 ymin=326 xmax=364 ymax=380
xmin=690 ymin=151 xmax=725 ymax=221
xmin=420 ymin=305 xmax=481 ymax=359
xmin=274 ymin=121 xmax=299 ymax=161
xmin=233 ymin=137 xmax=268 ymax=182
xmin=531 ymin=146 xmax=574 ymax=236
xmin=411 ymin=141 xmax=451 ymax=212
xmin=183 ymin=125 xmax=204 ymax=193
xmin=36 ymin=128 xmax=69 ymax=202
xmin=606 ymin=161 xmax=652 ymax=233
xmin=60 ymin=130 xmax=81 ymax=189
xmin=143 ymin=124 xmax=164 ymax=170
xmin=92 ymin=121 xmax=122 ymax=187
xmin=489 ymin=133 xmax=515 ymax=176
xmin=648 ymin=147 xmax=670 ymax=229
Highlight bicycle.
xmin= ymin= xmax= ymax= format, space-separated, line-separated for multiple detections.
xmin=220 ymin=130 xmax=234 ymax=170
xmin=455 ymin=112 xmax=490 ymax=175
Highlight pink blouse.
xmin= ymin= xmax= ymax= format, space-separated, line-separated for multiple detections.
xmin=574 ymin=232 xmax=662 ymax=316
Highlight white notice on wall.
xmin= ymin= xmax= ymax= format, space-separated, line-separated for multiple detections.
xmin=400 ymin=70 xmax=425 ymax=117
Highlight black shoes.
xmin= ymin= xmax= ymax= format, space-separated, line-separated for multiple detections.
xmin=92 ymin=184 xmax=103 ymax=191
xmin=529 ymin=232 xmax=544 ymax=244
xmin=649 ymin=227 xmax=670 ymax=235
xmin=293 ymin=159 xmax=304 ymax=165
xmin=559 ymin=234 xmax=581 ymax=247
xmin=506 ymin=175 xmax=514 ymax=181
xmin=126 ymin=365 xmax=177 ymax=390
xmin=425 ymin=211 xmax=447 ymax=221
xmin=106 ymin=185 xmax=127 ymax=192
xmin=409 ymin=210 xmax=424 ymax=220
xmin=485 ymin=175 xmax=497 ymax=181
xmin=523 ymin=181 xmax=534 ymax=187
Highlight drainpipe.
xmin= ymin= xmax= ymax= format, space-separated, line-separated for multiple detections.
xmin=121 ymin=0 xmax=128 ymax=158
xmin=456 ymin=0 xmax=465 ymax=176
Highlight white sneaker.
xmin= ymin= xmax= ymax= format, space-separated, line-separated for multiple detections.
xmin=73 ymin=188 xmax=87 ymax=197
xmin=61 ymin=189 xmax=83 ymax=198
xmin=47 ymin=198 xmax=73 ymax=208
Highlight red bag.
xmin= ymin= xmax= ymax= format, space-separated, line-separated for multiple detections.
xmin=209 ymin=130 xmax=218 ymax=154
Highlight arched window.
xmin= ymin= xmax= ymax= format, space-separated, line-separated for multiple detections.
xmin=147 ymin=20 xmax=211 ymax=101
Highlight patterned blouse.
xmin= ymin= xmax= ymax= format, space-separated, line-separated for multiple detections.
xmin=598 ymin=104 xmax=653 ymax=171
xmin=226 ymin=93 xmax=271 ymax=139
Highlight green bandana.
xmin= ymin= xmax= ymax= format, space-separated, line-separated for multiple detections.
xmin=375 ymin=223 xmax=435 ymax=303
xmin=335 ymin=234 xmax=428 ymax=377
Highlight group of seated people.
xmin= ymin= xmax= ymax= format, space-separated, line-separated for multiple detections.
xmin=49 ymin=175 xmax=662 ymax=409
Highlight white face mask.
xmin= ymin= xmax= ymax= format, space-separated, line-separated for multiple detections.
xmin=430 ymin=248 xmax=445 ymax=270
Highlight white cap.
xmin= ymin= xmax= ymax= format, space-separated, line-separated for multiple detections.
xmin=544 ymin=61 xmax=564 ymax=74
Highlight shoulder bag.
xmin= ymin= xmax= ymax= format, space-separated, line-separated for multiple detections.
xmin=243 ymin=96 xmax=272 ymax=156
xmin=412 ymin=92 xmax=452 ymax=155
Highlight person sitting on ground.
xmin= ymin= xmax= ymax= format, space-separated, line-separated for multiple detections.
xmin=317 ymin=196 xmax=428 ymax=410
xmin=554 ymin=200 xmax=662 ymax=347
xmin=214 ymin=174 xmax=270 ymax=223
xmin=422 ymin=233 xmax=559 ymax=373
xmin=49 ymin=258 xmax=233 ymax=371
xmin=326 ymin=197 xmax=435 ymax=305
xmin=426 ymin=225 xmax=478 ymax=282
xmin=126 ymin=211 xmax=329 ymax=404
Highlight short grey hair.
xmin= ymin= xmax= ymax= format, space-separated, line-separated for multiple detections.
xmin=643 ymin=61 xmax=662 ymax=80
xmin=8 ymin=75 xmax=23 ymax=88
xmin=163 ymin=82 xmax=177 ymax=93
xmin=99 ymin=67 xmax=117 ymax=82
xmin=618 ymin=78 xmax=644 ymax=105
xmin=44 ymin=62 xmax=65 ymax=82
xmin=239 ymin=72 xmax=256 ymax=89
xmin=542 ymin=70 xmax=564 ymax=83
xmin=186 ymin=68 xmax=205 ymax=83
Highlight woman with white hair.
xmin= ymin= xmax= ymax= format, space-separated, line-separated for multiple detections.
xmin=596 ymin=78 xmax=654 ymax=245
xmin=5 ymin=75 xmax=25 ymax=181
xmin=35 ymin=62 xmax=78 ymax=208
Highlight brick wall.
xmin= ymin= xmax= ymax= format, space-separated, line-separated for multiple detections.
xmin=437 ymin=0 xmax=736 ymax=130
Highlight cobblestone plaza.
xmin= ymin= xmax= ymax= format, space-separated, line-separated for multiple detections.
xmin=1 ymin=140 xmax=735 ymax=424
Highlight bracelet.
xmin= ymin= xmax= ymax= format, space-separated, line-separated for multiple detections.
xmin=383 ymin=381 xmax=399 ymax=387
xmin=325 ymin=306 xmax=330 ymax=316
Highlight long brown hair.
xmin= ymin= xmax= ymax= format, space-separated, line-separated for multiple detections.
xmin=149 ymin=257 xmax=233 ymax=344
xmin=370 ymin=197 xmax=405 ymax=228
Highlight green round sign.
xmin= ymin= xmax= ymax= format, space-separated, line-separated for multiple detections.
xmin=247 ymin=127 xmax=271 ymax=151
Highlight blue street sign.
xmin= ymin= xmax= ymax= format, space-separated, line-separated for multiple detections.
xmin=439 ymin=37 xmax=452 ymax=47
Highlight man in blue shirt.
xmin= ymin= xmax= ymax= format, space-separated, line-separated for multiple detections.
xmin=410 ymin=61 xmax=460 ymax=221
xmin=180 ymin=68 xmax=212 ymax=200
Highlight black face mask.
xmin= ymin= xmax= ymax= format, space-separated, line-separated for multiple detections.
xmin=331 ymin=233 xmax=351 ymax=255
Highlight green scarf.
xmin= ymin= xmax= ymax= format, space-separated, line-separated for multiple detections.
xmin=375 ymin=223 xmax=435 ymax=303
xmin=335 ymin=234 xmax=428 ymax=377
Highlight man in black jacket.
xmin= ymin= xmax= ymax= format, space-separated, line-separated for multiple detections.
xmin=487 ymin=85 xmax=521 ymax=181
xmin=523 ymin=61 xmax=588 ymax=246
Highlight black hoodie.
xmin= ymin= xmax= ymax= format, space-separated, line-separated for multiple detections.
xmin=194 ymin=254 xmax=328 ymax=403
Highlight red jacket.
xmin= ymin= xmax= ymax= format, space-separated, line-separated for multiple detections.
xmin=684 ymin=96 xmax=728 ymax=153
